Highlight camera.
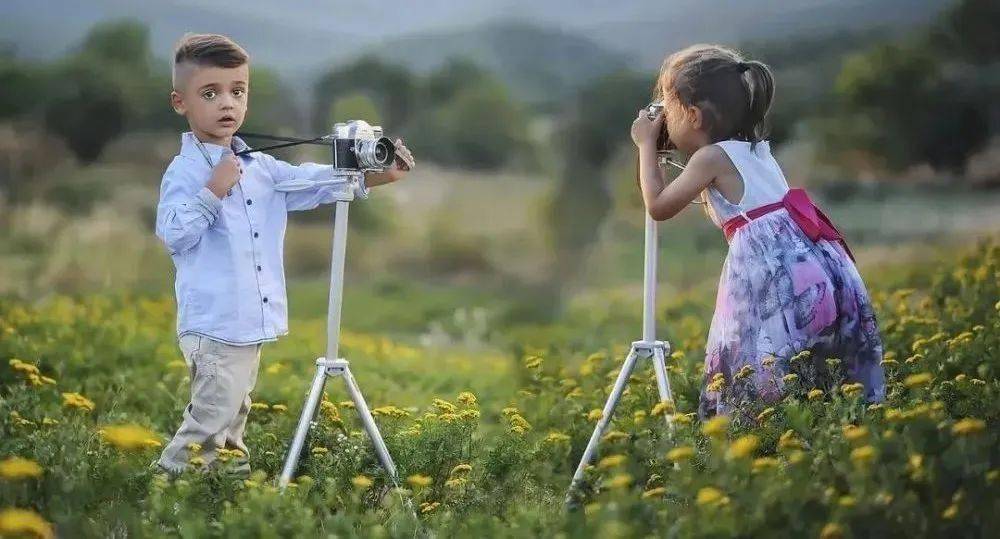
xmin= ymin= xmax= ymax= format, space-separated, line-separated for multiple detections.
xmin=645 ymin=100 xmax=677 ymax=166
xmin=331 ymin=120 xmax=396 ymax=172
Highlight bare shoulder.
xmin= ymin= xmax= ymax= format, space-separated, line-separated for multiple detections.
xmin=687 ymin=144 xmax=731 ymax=173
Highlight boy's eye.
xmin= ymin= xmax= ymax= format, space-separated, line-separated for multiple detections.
xmin=202 ymin=90 xmax=216 ymax=100
xmin=233 ymin=88 xmax=245 ymax=97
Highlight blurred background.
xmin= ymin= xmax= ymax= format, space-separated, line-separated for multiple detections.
xmin=1 ymin=0 xmax=998 ymax=348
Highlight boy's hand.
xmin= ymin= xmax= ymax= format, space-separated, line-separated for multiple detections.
xmin=364 ymin=139 xmax=415 ymax=187
xmin=392 ymin=138 xmax=415 ymax=173
xmin=206 ymin=150 xmax=242 ymax=199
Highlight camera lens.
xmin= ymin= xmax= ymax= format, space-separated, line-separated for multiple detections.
xmin=356 ymin=137 xmax=396 ymax=169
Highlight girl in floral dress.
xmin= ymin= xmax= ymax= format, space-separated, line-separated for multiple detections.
xmin=630 ymin=44 xmax=885 ymax=417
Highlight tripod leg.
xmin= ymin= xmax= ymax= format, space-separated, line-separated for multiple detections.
xmin=342 ymin=364 xmax=399 ymax=483
xmin=279 ymin=363 xmax=328 ymax=488
xmin=652 ymin=346 xmax=675 ymax=432
xmin=566 ymin=347 xmax=640 ymax=502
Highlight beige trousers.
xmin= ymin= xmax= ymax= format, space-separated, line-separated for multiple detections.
xmin=158 ymin=334 xmax=262 ymax=474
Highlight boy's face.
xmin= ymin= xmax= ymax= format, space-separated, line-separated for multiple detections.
xmin=170 ymin=63 xmax=249 ymax=145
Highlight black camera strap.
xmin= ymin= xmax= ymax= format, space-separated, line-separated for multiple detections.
xmin=234 ymin=132 xmax=333 ymax=157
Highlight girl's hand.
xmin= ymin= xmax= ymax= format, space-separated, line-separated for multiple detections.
xmin=631 ymin=109 xmax=663 ymax=149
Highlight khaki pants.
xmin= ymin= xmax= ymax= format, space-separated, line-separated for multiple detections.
xmin=158 ymin=334 xmax=262 ymax=474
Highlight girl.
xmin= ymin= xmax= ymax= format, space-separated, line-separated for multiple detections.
xmin=630 ymin=44 xmax=885 ymax=418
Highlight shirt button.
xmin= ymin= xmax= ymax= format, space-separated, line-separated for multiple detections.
xmin=262 ymin=297 xmax=268 ymax=303
xmin=253 ymin=232 xmax=259 ymax=238
xmin=246 ymin=199 xmax=253 ymax=205
xmin=256 ymin=265 xmax=262 ymax=272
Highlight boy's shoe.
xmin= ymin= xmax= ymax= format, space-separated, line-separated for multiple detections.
xmin=149 ymin=459 xmax=183 ymax=481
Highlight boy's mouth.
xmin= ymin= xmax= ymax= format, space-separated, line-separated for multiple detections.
xmin=218 ymin=115 xmax=237 ymax=126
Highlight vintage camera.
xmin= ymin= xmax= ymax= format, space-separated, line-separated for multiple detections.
xmin=644 ymin=100 xmax=679 ymax=168
xmin=331 ymin=120 xmax=396 ymax=172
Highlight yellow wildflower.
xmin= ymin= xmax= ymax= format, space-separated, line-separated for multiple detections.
xmin=650 ymin=400 xmax=674 ymax=416
xmin=407 ymin=474 xmax=432 ymax=488
xmin=62 ymin=392 xmax=95 ymax=412
xmin=351 ymin=475 xmax=373 ymax=489
xmin=445 ymin=478 xmax=468 ymax=488
xmin=0 ymin=508 xmax=54 ymax=539
xmin=598 ymin=454 xmax=626 ymax=469
xmin=696 ymin=487 xmax=727 ymax=506
xmin=419 ymin=501 xmax=441 ymax=514
xmin=100 ymin=424 xmax=159 ymax=451
xmin=456 ymin=391 xmax=477 ymax=406
xmin=586 ymin=409 xmax=604 ymax=422
xmin=523 ymin=355 xmax=543 ymax=369
xmin=642 ymin=487 xmax=666 ymax=499
xmin=840 ymin=383 xmax=864 ymax=398
xmin=270 ymin=404 xmax=288 ymax=413
xmin=0 ymin=457 xmax=43 ymax=480
xmin=807 ymin=389 xmax=824 ymax=401
xmin=756 ymin=407 xmax=776 ymax=422
xmin=842 ymin=425 xmax=869 ymax=443
xmin=778 ymin=430 xmax=804 ymax=450
xmin=601 ymin=431 xmax=628 ymax=443
xmin=838 ymin=496 xmax=856 ymax=507
xmin=706 ymin=372 xmax=725 ymax=392
xmin=604 ymin=473 xmax=632 ymax=489
xmin=782 ymin=373 xmax=799 ymax=384
xmin=544 ymin=432 xmax=571 ymax=444
xmin=726 ymin=435 xmax=760 ymax=460
xmin=942 ymin=504 xmax=958 ymax=519
xmin=903 ymin=373 xmax=933 ymax=389
xmin=701 ymin=416 xmax=730 ymax=438
xmin=752 ymin=457 xmax=780 ymax=473
xmin=952 ymin=418 xmax=985 ymax=436
xmin=819 ymin=523 xmax=843 ymax=539
xmin=450 ymin=464 xmax=472 ymax=477
xmin=850 ymin=445 xmax=877 ymax=467
xmin=667 ymin=446 xmax=695 ymax=462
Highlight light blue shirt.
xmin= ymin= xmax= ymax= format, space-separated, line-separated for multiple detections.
xmin=155 ymin=132 xmax=368 ymax=345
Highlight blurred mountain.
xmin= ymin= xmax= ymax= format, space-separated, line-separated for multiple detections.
xmin=2 ymin=0 xmax=950 ymax=103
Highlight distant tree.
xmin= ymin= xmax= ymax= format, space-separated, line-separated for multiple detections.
xmin=313 ymin=56 xmax=415 ymax=132
xmin=44 ymin=61 xmax=126 ymax=163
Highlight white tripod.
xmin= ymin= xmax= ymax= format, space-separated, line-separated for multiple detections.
xmin=566 ymin=211 xmax=675 ymax=502
xmin=278 ymin=184 xmax=399 ymax=489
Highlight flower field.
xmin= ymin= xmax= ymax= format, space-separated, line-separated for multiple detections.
xmin=1 ymin=241 xmax=997 ymax=538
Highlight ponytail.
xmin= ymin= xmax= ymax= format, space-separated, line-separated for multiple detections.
xmin=740 ymin=60 xmax=775 ymax=148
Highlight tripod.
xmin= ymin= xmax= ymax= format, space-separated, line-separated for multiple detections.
xmin=278 ymin=188 xmax=399 ymax=489
xmin=566 ymin=211 xmax=675 ymax=502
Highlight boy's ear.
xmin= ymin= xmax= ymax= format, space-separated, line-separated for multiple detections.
xmin=170 ymin=90 xmax=186 ymax=116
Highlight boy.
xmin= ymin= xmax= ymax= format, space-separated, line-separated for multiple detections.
xmin=154 ymin=33 xmax=415 ymax=476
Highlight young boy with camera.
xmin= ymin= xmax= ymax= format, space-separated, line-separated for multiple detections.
xmin=154 ymin=33 xmax=415 ymax=476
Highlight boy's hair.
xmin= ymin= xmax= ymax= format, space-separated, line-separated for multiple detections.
xmin=656 ymin=44 xmax=775 ymax=147
xmin=172 ymin=33 xmax=249 ymax=89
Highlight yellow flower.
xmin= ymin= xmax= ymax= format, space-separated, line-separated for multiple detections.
xmin=0 ymin=457 xmax=43 ymax=480
xmin=270 ymin=404 xmax=288 ymax=413
xmin=544 ymin=432 xmax=571 ymax=444
xmin=602 ymin=431 xmax=628 ymax=443
xmin=752 ymin=457 xmax=780 ymax=473
xmin=642 ymin=487 xmax=666 ymax=499
xmin=650 ymin=400 xmax=675 ymax=416
xmin=951 ymin=418 xmax=985 ymax=436
xmin=778 ymin=430 xmax=804 ymax=451
xmin=735 ymin=365 xmax=754 ymax=380
xmin=186 ymin=442 xmax=203 ymax=453
xmin=819 ymin=522 xmax=844 ymax=539
xmin=407 ymin=474 xmax=432 ymax=488
xmin=942 ymin=504 xmax=958 ymax=519
xmin=903 ymin=373 xmax=933 ymax=389
xmin=701 ymin=416 xmax=730 ymax=438
xmin=840 ymin=383 xmax=864 ymax=398
xmin=351 ymin=475 xmax=373 ymax=489
xmin=310 ymin=447 xmax=329 ymax=455
xmin=586 ymin=409 xmax=604 ymax=422
xmin=250 ymin=403 xmax=269 ymax=411
xmin=756 ymin=407 xmax=776 ymax=422
xmin=0 ymin=508 xmax=54 ymax=539
xmin=604 ymin=473 xmax=632 ymax=489
xmin=62 ymin=392 xmax=95 ymax=412
xmin=838 ymin=496 xmax=856 ymax=507
xmin=450 ymin=464 xmax=472 ymax=477
xmin=100 ymin=424 xmax=159 ymax=451
xmin=726 ymin=435 xmax=760 ymax=460
xmin=850 ymin=445 xmax=877 ymax=467
xmin=782 ymin=373 xmax=799 ymax=384
xmin=842 ymin=425 xmax=869 ymax=444
xmin=667 ymin=446 xmax=695 ymax=462
xmin=419 ymin=501 xmax=441 ymax=514
xmin=456 ymin=391 xmax=477 ymax=406
xmin=696 ymin=487 xmax=726 ymax=506
xmin=445 ymin=477 xmax=468 ymax=488
xmin=706 ymin=372 xmax=726 ymax=392
xmin=671 ymin=413 xmax=694 ymax=425
xmin=432 ymin=398 xmax=457 ymax=414
xmin=598 ymin=454 xmax=626 ymax=469
xmin=523 ymin=355 xmax=543 ymax=369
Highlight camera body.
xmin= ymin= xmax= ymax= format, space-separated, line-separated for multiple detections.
xmin=331 ymin=120 xmax=396 ymax=172
xmin=645 ymin=100 xmax=677 ymax=167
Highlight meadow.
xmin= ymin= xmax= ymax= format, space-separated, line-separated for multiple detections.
xmin=1 ymin=236 xmax=997 ymax=538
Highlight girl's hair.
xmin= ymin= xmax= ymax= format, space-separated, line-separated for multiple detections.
xmin=655 ymin=44 xmax=775 ymax=147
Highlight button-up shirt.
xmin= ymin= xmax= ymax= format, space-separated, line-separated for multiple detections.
xmin=155 ymin=132 xmax=367 ymax=345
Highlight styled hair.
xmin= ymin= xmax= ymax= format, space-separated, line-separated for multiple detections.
xmin=172 ymin=33 xmax=249 ymax=88
xmin=655 ymin=44 xmax=775 ymax=147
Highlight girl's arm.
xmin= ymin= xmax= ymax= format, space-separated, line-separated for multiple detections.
xmin=631 ymin=111 xmax=726 ymax=221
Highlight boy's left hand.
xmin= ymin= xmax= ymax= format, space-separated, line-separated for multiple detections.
xmin=392 ymin=138 xmax=415 ymax=172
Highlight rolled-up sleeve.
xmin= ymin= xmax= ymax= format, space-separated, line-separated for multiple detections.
xmin=267 ymin=157 xmax=362 ymax=212
xmin=155 ymin=161 xmax=222 ymax=255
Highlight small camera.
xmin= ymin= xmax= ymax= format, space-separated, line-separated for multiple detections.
xmin=646 ymin=100 xmax=664 ymax=121
xmin=331 ymin=120 xmax=396 ymax=172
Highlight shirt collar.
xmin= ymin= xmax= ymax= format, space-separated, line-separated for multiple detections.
xmin=179 ymin=132 xmax=254 ymax=165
